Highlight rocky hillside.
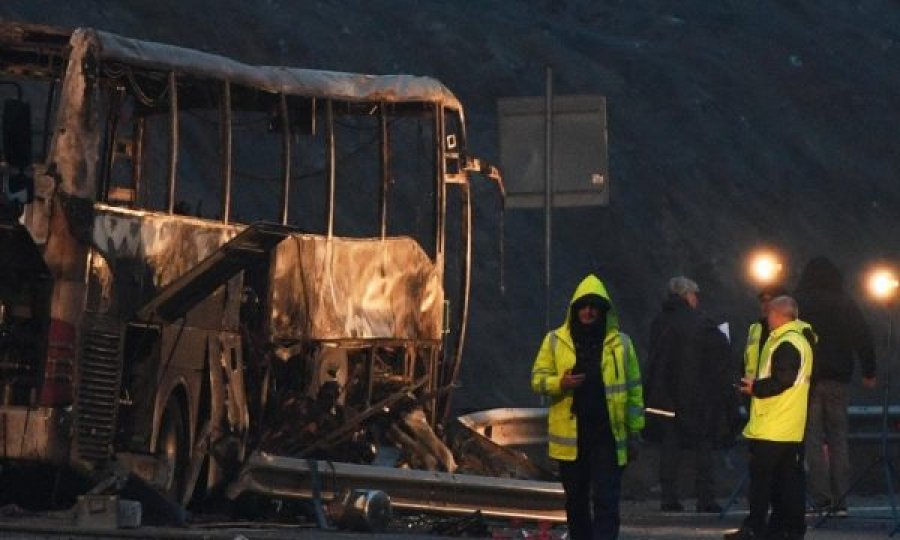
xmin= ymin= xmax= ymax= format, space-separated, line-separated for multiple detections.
xmin=3 ymin=1 xmax=899 ymax=409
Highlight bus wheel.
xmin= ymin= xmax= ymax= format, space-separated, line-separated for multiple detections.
xmin=158 ymin=398 xmax=188 ymax=501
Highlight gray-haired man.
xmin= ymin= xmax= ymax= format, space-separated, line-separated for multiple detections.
xmin=646 ymin=276 xmax=731 ymax=513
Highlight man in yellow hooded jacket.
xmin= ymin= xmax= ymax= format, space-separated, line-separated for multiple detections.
xmin=531 ymin=274 xmax=644 ymax=540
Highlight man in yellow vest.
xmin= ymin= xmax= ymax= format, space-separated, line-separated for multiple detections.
xmin=725 ymin=296 xmax=815 ymax=540
xmin=531 ymin=274 xmax=644 ymax=540
xmin=744 ymin=285 xmax=788 ymax=380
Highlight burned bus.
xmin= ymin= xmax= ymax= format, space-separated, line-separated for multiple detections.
xmin=0 ymin=22 xmax=502 ymax=506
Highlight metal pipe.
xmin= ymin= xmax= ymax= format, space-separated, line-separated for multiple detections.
xmin=326 ymin=100 xmax=335 ymax=237
xmin=280 ymin=93 xmax=291 ymax=225
xmin=379 ymin=103 xmax=389 ymax=239
xmin=544 ymin=66 xmax=553 ymax=331
xmin=434 ymin=105 xmax=444 ymax=256
xmin=441 ymin=181 xmax=472 ymax=422
xmin=132 ymin=116 xmax=144 ymax=205
xmin=166 ymin=71 xmax=178 ymax=215
xmin=220 ymin=81 xmax=232 ymax=223
xmin=99 ymin=89 xmax=122 ymax=202
xmin=295 ymin=375 xmax=429 ymax=457
xmin=428 ymin=346 xmax=439 ymax=426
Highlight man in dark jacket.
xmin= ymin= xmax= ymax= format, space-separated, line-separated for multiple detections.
xmin=794 ymin=257 xmax=877 ymax=516
xmin=646 ymin=276 xmax=731 ymax=513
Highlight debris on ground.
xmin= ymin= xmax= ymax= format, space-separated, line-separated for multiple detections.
xmin=445 ymin=420 xmax=552 ymax=480
xmin=429 ymin=510 xmax=491 ymax=537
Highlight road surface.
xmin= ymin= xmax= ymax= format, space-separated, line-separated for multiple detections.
xmin=0 ymin=496 xmax=897 ymax=539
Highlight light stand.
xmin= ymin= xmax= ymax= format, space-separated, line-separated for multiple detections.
xmin=884 ymin=307 xmax=899 ymax=536
xmin=719 ymin=468 xmax=748 ymax=520
xmin=815 ymin=270 xmax=900 ymax=536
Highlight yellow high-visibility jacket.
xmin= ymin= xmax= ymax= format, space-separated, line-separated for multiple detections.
xmin=744 ymin=321 xmax=764 ymax=379
xmin=531 ymin=274 xmax=644 ymax=465
xmin=743 ymin=319 xmax=814 ymax=442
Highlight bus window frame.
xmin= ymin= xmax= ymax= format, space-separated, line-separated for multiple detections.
xmin=95 ymin=60 xmax=450 ymax=266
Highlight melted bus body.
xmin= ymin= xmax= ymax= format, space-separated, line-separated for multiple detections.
xmin=0 ymin=22 xmax=499 ymax=504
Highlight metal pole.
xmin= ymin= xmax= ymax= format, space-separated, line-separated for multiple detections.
xmin=326 ymin=100 xmax=335 ymax=238
xmin=132 ymin=117 xmax=144 ymax=205
xmin=379 ymin=103 xmax=389 ymax=239
xmin=544 ymin=66 xmax=553 ymax=331
xmin=167 ymin=72 xmax=178 ymax=215
xmin=220 ymin=81 xmax=232 ymax=224
xmin=884 ymin=310 xmax=899 ymax=531
xmin=434 ymin=104 xmax=445 ymax=257
xmin=441 ymin=181 xmax=472 ymax=422
xmin=279 ymin=93 xmax=291 ymax=225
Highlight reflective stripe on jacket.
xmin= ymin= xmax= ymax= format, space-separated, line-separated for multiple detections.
xmin=742 ymin=319 xmax=814 ymax=442
xmin=530 ymin=274 xmax=645 ymax=465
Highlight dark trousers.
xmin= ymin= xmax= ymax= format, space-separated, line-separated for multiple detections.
xmin=558 ymin=424 xmax=623 ymax=540
xmin=744 ymin=439 xmax=806 ymax=538
xmin=805 ymin=380 xmax=850 ymax=508
xmin=659 ymin=418 xmax=715 ymax=505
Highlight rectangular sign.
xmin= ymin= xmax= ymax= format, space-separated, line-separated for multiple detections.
xmin=498 ymin=95 xmax=608 ymax=208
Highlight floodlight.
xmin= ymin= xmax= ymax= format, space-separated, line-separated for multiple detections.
xmin=867 ymin=267 xmax=899 ymax=302
xmin=747 ymin=250 xmax=784 ymax=286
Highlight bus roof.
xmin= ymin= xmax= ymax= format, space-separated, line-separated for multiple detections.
xmin=87 ymin=28 xmax=463 ymax=110
xmin=0 ymin=22 xmax=462 ymax=110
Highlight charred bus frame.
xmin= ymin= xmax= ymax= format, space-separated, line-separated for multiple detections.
xmin=0 ymin=22 xmax=501 ymax=505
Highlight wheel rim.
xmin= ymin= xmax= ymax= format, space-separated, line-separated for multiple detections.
xmin=159 ymin=402 xmax=186 ymax=498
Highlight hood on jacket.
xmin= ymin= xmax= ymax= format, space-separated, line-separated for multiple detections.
xmin=561 ymin=274 xmax=620 ymax=336
xmin=796 ymin=256 xmax=844 ymax=293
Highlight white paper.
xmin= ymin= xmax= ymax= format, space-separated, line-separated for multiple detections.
xmin=718 ymin=322 xmax=730 ymax=343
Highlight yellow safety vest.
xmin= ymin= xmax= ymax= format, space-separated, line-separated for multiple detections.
xmin=744 ymin=321 xmax=763 ymax=379
xmin=743 ymin=320 xmax=814 ymax=442
xmin=530 ymin=274 xmax=645 ymax=465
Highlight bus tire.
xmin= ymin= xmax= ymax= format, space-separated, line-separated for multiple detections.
xmin=158 ymin=397 xmax=188 ymax=502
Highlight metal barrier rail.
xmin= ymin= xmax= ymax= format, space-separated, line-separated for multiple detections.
xmin=456 ymin=406 xmax=900 ymax=447
xmin=456 ymin=407 xmax=549 ymax=447
xmin=228 ymin=452 xmax=567 ymax=522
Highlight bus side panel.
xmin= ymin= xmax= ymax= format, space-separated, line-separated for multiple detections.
xmin=269 ymin=234 xmax=444 ymax=342
xmin=85 ymin=209 xmax=243 ymax=466
xmin=91 ymin=208 xmax=241 ymax=325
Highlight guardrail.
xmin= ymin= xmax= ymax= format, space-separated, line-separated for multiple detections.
xmin=226 ymin=405 xmax=899 ymax=522
xmin=228 ymin=452 xmax=566 ymax=522
xmin=458 ymin=406 xmax=900 ymax=446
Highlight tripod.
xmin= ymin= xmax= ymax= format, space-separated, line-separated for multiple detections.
xmin=719 ymin=460 xmax=748 ymax=519
xmin=814 ymin=309 xmax=899 ymax=536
